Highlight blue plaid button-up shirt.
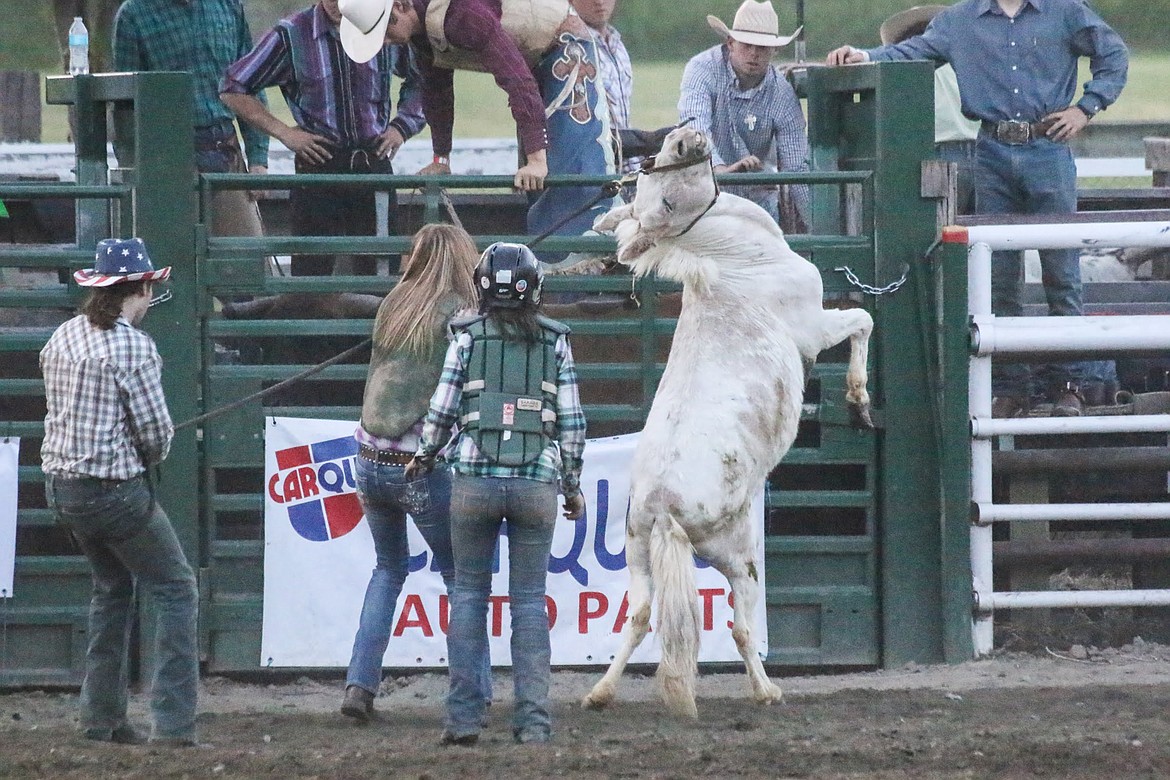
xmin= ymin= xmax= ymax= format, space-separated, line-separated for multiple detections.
xmin=418 ymin=330 xmax=586 ymax=496
xmin=678 ymin=45 xmax=810 ymax=225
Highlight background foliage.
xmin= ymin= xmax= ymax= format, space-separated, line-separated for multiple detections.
xmin=2 ymin=0 xmax=1166 ymax=73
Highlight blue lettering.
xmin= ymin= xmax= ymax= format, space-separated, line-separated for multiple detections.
xmin=408 ymin=548 xmax=429 ymax=574
xmin=318 ymin=462 xmax=346 ymax=493
xmin=593 ymin=480 xmax=626 ymax=570
xmin=340 ymin=456 xmax=356 ymax=489
xmin=548 ymin=505 xmax=588 ymax=586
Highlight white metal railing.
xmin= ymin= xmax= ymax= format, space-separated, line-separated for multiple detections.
xmin=967 ymin=220 xmax=1170 ymax=656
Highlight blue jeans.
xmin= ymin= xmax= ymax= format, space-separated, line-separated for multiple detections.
xmin=976 ymin=135 xmax=1085 ymax=398
xmin=346 ymin=458 xmax=491 ymax=698
xmin=527 ymin=33 xmax=616 ymax=260
xmin=445 ymin=476 xmax=558 ymax=741
xmin=44 ymin=474 xmax=199 ymax=741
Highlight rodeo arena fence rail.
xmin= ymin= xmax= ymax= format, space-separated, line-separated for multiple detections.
xmin=4 ymin=63 xmax=1168 ymax=687
xmin=959 ymin=219 xmax=1170 ymax=656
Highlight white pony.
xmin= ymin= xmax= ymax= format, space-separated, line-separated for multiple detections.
xmin=582 ymin=127 xmax=874 ymax=717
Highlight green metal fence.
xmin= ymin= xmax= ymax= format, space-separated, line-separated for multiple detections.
xmin=0 ymin=65 xmax=972 ymax=687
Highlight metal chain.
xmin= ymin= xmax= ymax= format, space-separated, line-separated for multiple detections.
xmin=833 ymin=264 xmax=909 ymax=296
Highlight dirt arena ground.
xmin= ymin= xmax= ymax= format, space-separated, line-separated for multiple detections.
xmin=4 ymin=640 xmax=1170 ymax=779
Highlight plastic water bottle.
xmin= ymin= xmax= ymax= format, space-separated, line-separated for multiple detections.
xmin=68 ymin=17 xmax=89 ymax=76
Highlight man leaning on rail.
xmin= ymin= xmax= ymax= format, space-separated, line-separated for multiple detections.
xmin=827 ymin=0 xmax=1129 ymax=418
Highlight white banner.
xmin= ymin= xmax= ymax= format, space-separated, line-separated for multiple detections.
xmin=262 ymin=417 xmax=766 ymax=668
xmin=0 ymin=438 xmax=18 ymax=597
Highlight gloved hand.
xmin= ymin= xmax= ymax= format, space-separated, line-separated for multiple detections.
xmin=404 ymin=453 xmax=434 ymax=482
xmin=562 ymin=489 xmax=586 ymax=521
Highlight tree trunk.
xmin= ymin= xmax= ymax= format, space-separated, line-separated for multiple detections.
xmin=0 ymin=71 xmax=42 ymax=142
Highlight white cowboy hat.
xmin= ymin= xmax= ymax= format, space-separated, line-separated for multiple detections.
xmin=707 ymin=0 xmax=801 ymax=48
xmin=879 ymin=5 xmax=947 ymax=45
xmin=338 ymin=0 xmax=392 ymax=63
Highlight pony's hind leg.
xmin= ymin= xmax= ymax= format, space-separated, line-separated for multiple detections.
xmin=582 ymin=528 xmax=653 ymax=709
xmin=702 ymin=542 xmax=783 ymax=705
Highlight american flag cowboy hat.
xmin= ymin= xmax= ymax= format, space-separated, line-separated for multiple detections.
xmin=74 ymin=237 xmax=172 ymax=287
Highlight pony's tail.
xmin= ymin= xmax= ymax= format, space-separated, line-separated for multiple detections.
xmin=650 ymin=514 xmax=701 ymax=718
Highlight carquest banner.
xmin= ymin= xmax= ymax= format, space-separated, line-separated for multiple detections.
xmin=0 ymin=437 xmax=18 ymax=597
xmin=260 ymin=417 xmax=767 ymax=668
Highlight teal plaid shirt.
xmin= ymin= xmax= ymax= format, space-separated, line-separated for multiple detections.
xmin=419 ymin=329 xmax=586 ymax=496
xmin=112 ymin=0 xmax=270 ymax=168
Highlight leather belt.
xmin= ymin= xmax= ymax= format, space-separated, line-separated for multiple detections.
xmin=981 ymin=119 xmax=1056 ymax=145
xmin=358 ymin=443 xmax=413 ymax=465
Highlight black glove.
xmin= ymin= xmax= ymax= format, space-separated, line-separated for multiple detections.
xmin=404 ymin=453 xmax=435 ymax=481
xmin=616 ymin=125 xmax=679 ymax=159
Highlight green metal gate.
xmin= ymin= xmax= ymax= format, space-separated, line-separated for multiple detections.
xmin=0 ymin=65 xmax=971 ymax=686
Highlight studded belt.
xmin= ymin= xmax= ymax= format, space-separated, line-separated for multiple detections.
xmin=357 ymin=443 xmax=413 ymax=465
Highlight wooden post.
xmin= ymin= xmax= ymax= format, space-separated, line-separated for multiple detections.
xmin=1145 ymin=137 xmax=1170 ymax=188
xmin=0 ymin=71 xmax=42 ymax=142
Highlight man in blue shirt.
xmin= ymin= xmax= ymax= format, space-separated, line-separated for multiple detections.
xmin=827 ymin=0 xmax=1128 ymax=417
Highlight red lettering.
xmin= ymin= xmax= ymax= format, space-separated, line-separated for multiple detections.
xmin=578 ymin=591 xmax=608 ymax=634
xmin=281 ymin=471 xmax=301 ymax=501
xmin=488 ymin=595 xmax=509 ymax=637
xmin=267 ymin=473 xmax=283 ymax=503
xmin=439 ymin=594 xmax=449 ymax=634
xmin=297 ymin=465 xmax=319 ymax=498
xmin=545 ymin=595 xmax=557 ymax=629
xmin=392 ymin=594 xmax=433 ymax=637
xmin=698 ymin=588 xmax=725 ymax=631
xmin=727 ymin=592 xmax=735 ymax=630
xmin=612 ymin=592 xmax=629 ymax=633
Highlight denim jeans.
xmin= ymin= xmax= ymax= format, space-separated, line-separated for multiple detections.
xmin=976 ymin=135 xmax=1086 ymax=398
xmin=527 ymin=33 xmax=616 ymax=261
xmin=445 ymin=476 xmax=558 ymax=741
xmin=346 ymin=458 xmax=491 ymax=698
xmin=44 ymin=474 xmax=199 ymax=741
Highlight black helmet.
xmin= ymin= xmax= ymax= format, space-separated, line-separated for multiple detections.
xmin=475 ymin=242 xmax=543 ymax=310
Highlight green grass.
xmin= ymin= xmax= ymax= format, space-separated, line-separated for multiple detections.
xmin=36 ymin=55 xmax=1169 ymax=145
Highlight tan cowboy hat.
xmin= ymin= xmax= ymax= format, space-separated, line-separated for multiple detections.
xmin=707 ymin=0 xmax=801 ymax=48
xmin=338 ymin=0 xmax=392 ymax=63
xmin=879 ymin=5 xmax=947 ymax=45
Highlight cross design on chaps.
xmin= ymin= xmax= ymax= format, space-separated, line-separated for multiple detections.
xmin=550 ymin=40 xmax=596 ymax=125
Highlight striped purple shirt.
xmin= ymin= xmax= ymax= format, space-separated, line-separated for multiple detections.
xmin=409 ymin=0 xmax=548 ymax=157
xmin=222 ymin=4 xmax=425 ymax=149
xmin=40 ymin=315 xmax=173 ymax=480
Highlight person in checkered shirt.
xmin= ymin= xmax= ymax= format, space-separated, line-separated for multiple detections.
xmin=40 ymin=238 xmax=201 ymax=747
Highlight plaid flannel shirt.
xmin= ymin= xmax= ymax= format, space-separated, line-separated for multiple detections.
xmin=418 ymin=330 xmax=586 ymax=495
xmin=678 ymin=44 xmax=810 ymax=224
xmin=40 ymin=316 xmax=173 ymax=480
xmin=113 ymin=0 xmax=270 ymax=168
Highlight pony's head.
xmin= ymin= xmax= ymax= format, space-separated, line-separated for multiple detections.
xmin=641 ymin=127 xmax=711 ymax=174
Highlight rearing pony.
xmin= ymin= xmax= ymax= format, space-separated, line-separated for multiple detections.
xmin=582 ymin=127 xmax=874 ymax=717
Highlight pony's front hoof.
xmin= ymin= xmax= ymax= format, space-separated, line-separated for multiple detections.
xmin=848 ymin=402 xmax=874 ymax=430
xmin=581 ymin=686 xmax=614 ymax=710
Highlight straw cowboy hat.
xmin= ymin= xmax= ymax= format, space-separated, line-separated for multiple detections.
xmin=707 ymin=0 xmax=801 ymax=48
xmin=74 ymin=237 xmax=171 ymax=287
xmin=879 ymin=5 xmax=946 ymax=45
xmin=338 ymin=0 xmax=392 ymax=63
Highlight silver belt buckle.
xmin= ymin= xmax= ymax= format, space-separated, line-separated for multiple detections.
xmin=996 ymin=120 xmax=1031 ymax=145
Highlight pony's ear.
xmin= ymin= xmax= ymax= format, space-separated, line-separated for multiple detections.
xmin=640 ymin=155 xmax=658 ymax=173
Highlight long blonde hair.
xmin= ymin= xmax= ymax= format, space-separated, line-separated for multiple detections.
xmin=371 ymin=223 xmax=479 ymax=356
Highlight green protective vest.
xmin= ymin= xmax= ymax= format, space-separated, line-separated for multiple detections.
xmin=457 ymin=314 xmax=570 ymax=467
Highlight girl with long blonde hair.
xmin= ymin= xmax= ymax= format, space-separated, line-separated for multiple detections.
xmin=342 ymin=223 xmax=489 ymax=722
